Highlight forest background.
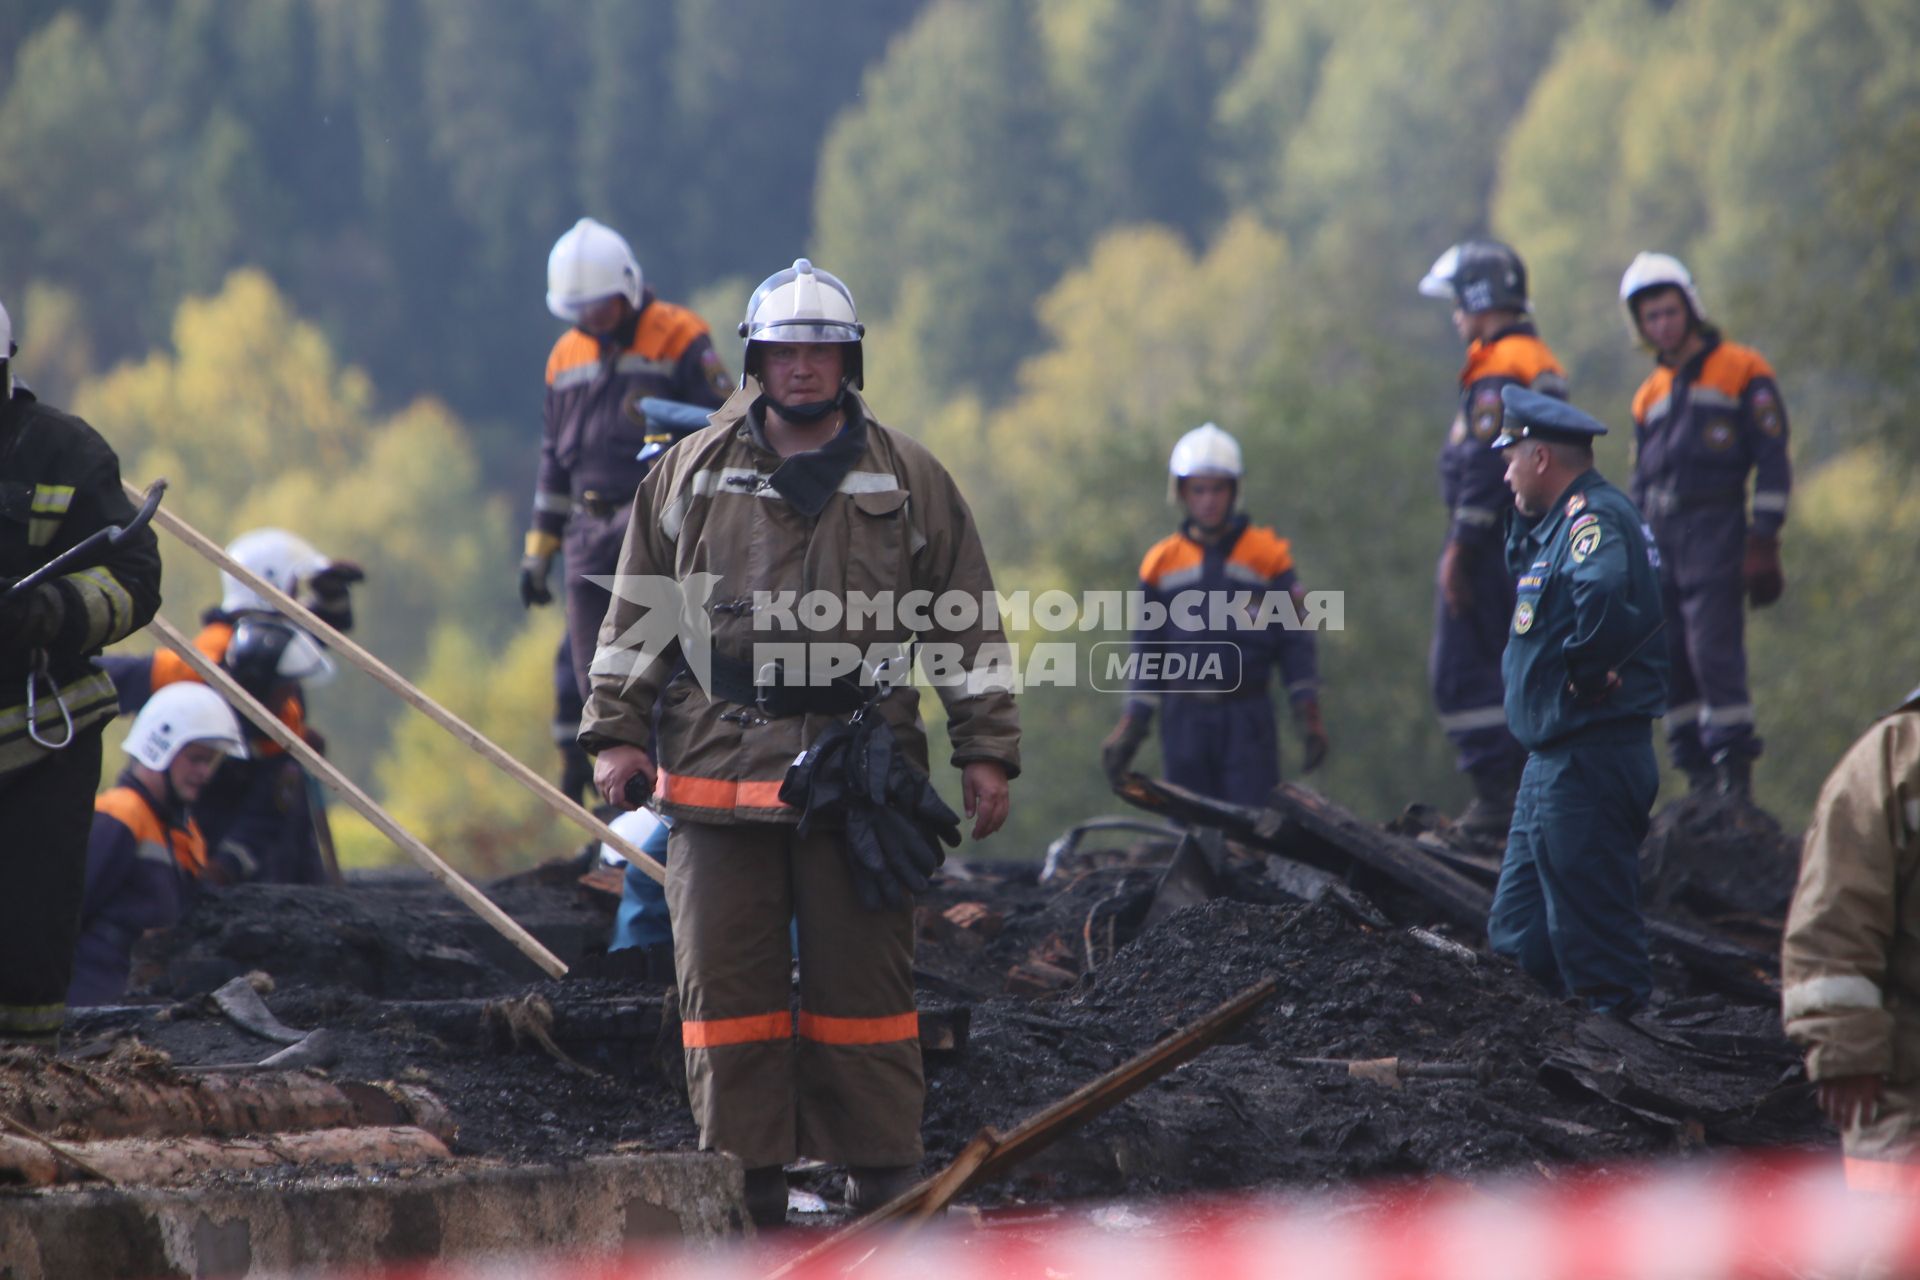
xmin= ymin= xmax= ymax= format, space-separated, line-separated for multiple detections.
xmin=4 ymin=0 xmax=1916 ymax=870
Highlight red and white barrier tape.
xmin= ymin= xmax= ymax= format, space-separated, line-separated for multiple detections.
xmin=334 ymin=1152 xmax=1920 ymax=1280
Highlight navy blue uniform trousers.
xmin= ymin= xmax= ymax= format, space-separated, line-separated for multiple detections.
xmin=1161 ymin=695 xmax=1279 ymax=808
xmin=1488 ymin=727 xmax=1657 ymax=1013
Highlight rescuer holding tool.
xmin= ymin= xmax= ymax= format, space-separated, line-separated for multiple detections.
xmin=1485 ymin=386 xmax=1667 ymax=1015
xmin=1100 ymin=423 xmax=1325 ymax=803
xmin=1620 ymin=252 xmax=1790 ymax=797
xmin=581 ymin=259 xmax=1018 ymax=1228
xmin=521 ymin=218 xmax=733 ymax=803
xmin=1418 ymin=240 xmax=1569 ymax=842
xmin=0 ymin=295 xmax=163 ymax=1044
xmin=68 ymin=683 xmax=247 ymax=1006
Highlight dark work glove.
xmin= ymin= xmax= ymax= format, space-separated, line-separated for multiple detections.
xmin=1566 ymin=669 xmax=1622 ymax=707
xmin=1100 ymin=712 xmax=1151 ymax=787
xmin=303 ymin=561 xmax=364 ymax=633
xmin=0 ymin=582 xmax=66 ymax=658
xmin=1743 ymin=533 xmax=1783 ymax=608
xmin=1296 ymin=699 xmax=1329 ymax=773
xmin=519 ymin=551 xmax=555 ymax=608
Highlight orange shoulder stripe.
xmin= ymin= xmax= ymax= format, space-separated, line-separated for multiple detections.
xmin=545 ymin=330 xmax=601 ymax=384
xmin=1464 ymin=334 xmax=1565 ymax=386
xmin=633 ymin=301 xmax=710 ymax=361
xmin=1631 ymin=366 xmax=1675 ymax=424
xmin=149 ymin=622 xmax=235 ymax=693
xmin=1697 ymin=341 xmax=1775 ymax=400
xmin=1140 ymin=533 xmax=1201 ymax=585
xmin=1230 ymin=527 xmax=1294 ymax=579
xmin=95 ymin=786 xmax=164 ymax=842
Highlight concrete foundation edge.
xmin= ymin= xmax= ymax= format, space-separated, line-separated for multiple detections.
xmin=0 ymin=1150 xmax=745 ymax=1278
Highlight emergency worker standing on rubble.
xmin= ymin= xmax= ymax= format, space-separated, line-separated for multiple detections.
xmin=1418 ymin=240 xmax=1569 ymax=842
xmin=581 ymin=259 xmax=1019 ymax=1228
xmin=1782 ymin=681 xmax=1920 ymax=1193
xmin=520 ymin=218 xmax=733 ymax=802
xmin=1100 ymin=424 xmax=1326 ymax=803
xmin=1487 ymin=387 xmax=1667 ymax=1015
xmin=107 ymin=528 xmax=360 ymax=884
xmin=1620 ymin=253 xmax=1790 ymax=797
xmin=68 ymin=683 xmax=247 ymax=1007
xmin=0 ymin=297 xmax=162 ymax=1044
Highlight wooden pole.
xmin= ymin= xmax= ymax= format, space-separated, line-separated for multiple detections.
xmin=128 ymin=481 xmax=665 ymax=885
xmin=148 ymin=611 xmax=568 ymax=979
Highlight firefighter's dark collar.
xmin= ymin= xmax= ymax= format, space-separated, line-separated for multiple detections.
xmin=745 ymin=397 xmax=870 ymax=518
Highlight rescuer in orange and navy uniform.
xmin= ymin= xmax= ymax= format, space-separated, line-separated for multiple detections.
xmin=1101 ymin=424 xmax=1326 ymax=804
xmin=1620 ymin=252 xmax=1790 ymax=797
xmin=519 ymin=217 xmax=733 ymax=800
xmin=68 ymin=683 xmax=247 ymax=1007
xmin=1417 ymin=239 xmax=1569 ymax=841
xmin=105 ymin=528 xmax=359 ymax=885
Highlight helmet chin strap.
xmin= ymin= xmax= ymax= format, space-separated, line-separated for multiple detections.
xmin=760 ymin=379 xmax=849 ymax=426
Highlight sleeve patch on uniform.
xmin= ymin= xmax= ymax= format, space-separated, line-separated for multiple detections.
xmin=1512 ymin=600 xmax=1535 ymax=634
xmin=1753 ymin=386 xmax=1785 ymax=437
xmin=1564 ymin=493 xmax=1586 ymax=518
xmin=1569 ymin=514 xmax=1603 ymax=563
xmin=1471 ymin=387 xmax=1503 ymax=441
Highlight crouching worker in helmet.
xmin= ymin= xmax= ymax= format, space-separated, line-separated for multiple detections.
xmin=103 ymin=528 xmax=360 ymax=884
xmin=68 ymin=683 xmax=246 ymax=1006
xmin=581 ymin=259 xmax=1019 ymax=1230
xmin=1101 ymin=423 xmax=1327 ymax=803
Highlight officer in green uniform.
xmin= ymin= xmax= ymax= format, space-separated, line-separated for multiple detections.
xmin=1487 ymin=386 xmax=1668 ymax=1014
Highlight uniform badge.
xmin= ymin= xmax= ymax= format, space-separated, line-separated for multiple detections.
xmin=1564 ymin=493 xmax=1586 ymax=518
xmin=1702 ymin=419 xmax=1736 ymax=451
xmin=1569 ymin=514 xmax=1603 ymax=563
xmin=1471 ymin=387 xmax=1503 ymax=441
xmin=1752 ymin=387 xmax=1784 ymax=437
xmin=1513 ymin=600 xmax=1535 ymax=634
xmin=701 ymin=348 xmax=734 ymax=398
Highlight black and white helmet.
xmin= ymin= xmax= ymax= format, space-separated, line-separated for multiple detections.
xmin=1419 ymin=239 xmax=1530 ymax=314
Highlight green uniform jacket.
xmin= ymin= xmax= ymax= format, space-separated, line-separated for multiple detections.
xmin=1501 ymin=469 xmax=1667 ymax=751
xmin=1 ymin=387 xmax=161 ymax=777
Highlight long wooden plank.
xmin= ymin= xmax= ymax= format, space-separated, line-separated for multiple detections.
xmin=127 ymin=480 xmax=665 ymax=885
xmin=149 ymin=612 xmax=568 ymax=979
xmin=767 ymin=977 xmax=1278 ymax=1273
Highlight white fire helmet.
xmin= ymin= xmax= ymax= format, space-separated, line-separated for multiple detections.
xmin=124 ymin=683 xmax=248 ymax=771
xmin=738 ymin=258 xmax=865 ymax=387
xmin=546 ymin=217 xmax=643 ymax=324
xmin=599 ymin=807 xmax=672 ymax=867
xmin=220 ymin=529 xmax=335 ymax=616
xmin=1619 ymin=251 xmax=1706 ymax=332
xmin=1167 ymin=422 xmax=1243 ymax=503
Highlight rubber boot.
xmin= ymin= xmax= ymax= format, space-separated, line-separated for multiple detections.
xmin=846 ymin=1164 xmax=920 ymax=1213
xmin=743 ymin=1165 xmax=788 ymax=1230
xmin=1713 ymin=752 xmax=1752 ymax=798
xmin=1456 ymin=764 xmax=1520 ymax=842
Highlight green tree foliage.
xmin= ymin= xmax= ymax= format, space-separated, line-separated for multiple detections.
xmin=76 ymin=271 xmax=515 ymax=813
xmin=815 ymin=0 xmax=1089 ymax=398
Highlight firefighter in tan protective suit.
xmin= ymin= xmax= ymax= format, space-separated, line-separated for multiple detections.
xmin=1783 ymin=683 xmax=1920 ymax=1193
xmin=581 ymin=260 xmax=1019 ymax=1229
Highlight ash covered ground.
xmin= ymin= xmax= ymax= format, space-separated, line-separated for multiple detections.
xmin=60 ymin=788 xmax=1831 ymax=1210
